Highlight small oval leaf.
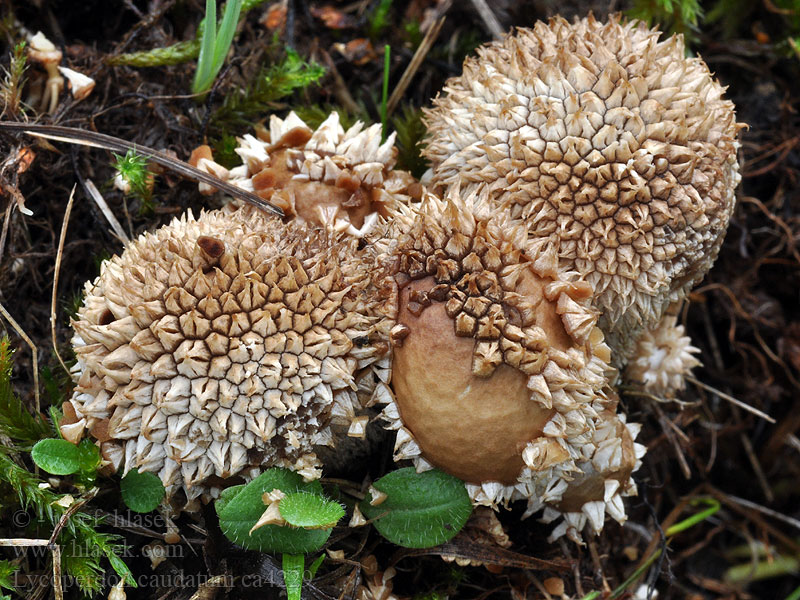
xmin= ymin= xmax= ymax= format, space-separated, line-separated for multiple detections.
xmin=360 ymin=468 xmax=472 ymax=548
xmin=216 ymin=468 xmax=332 ymax=554
xmin=31 ymin=439 xmax=82 ymax=475
xmin=279 ymin=492 xmax=344 ymax=529
xmin=77 ymin=439 xmax=101 ymax=472
xmin=121 ymin=468 xmax=165 ymax=513
xmin=216 ymin=484 xmax=245 ymax=514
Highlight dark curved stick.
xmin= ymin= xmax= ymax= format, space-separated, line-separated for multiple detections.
xmin=0 ymin=121 xmax=285 ymax=218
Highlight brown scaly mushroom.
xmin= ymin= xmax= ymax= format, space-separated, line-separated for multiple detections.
xmin=373 ymin=191 xmax=644 ymax=541
xmin=423 ymin=15 xmax=744 ymax=363
xmin=208 ymin=111 xmax=419 ymax=235
xmin=65 ymin=205 xmax=393 ymax=506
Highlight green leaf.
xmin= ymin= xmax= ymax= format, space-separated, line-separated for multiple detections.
xmin=308 ymin=554 xmax=324 ymax=579
xmin=107 ymin=552 xmax=136 ymax=587
xmin=0 ymin=338 xmax=50 ymax=447
xmin=216 ymin=468 xmax=332 ymax=554
xmin=120 ymin=468 xmax=165 ymax=513
xmin=360 ymin=468 xmax=472 ymax=548
xmin=31 ymin=439 xmax=82 ymax=475
xmin=279 ymin=492 xmax=344 ymax=529
xmin=77 ymin=439 xmax=101 ymax=471
xmin=282 ymin=554 xmax=304 ymax=600
xmin=216 ymin=483 xmax=245 ymax=513
xmin=193 ymin=0 xmax=244 ymax=94
xmin=213 ymin=0 xmax=244 ymax=71
xmin=193 ymin=0 xmax=217 ymax=94
xmin=0 ymin=559 xmax=18 ymax=592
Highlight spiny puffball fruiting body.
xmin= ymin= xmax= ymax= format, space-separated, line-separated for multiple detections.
xmin=423 ymin=15 xmax=743 ymax=361
xmin=63 ymin=10 xmax=743 ymax=543
xmin=375 ymin=192 xmax=644 ymax=539
xmin=192 ymin=111 xmax=418 ymax=236
xmin=65 ymin=205 xmax=392 ymax=502
xmin=625 ymin=314 xmax=701 ymax=397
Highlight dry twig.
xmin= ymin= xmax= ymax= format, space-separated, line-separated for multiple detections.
xmin=0 ymin=300 xmax=39 ymax=413
xmin=50 ymin=185 xmax=75 ymax=375
xmin=386 ymin=16 xmax=447 ymax=117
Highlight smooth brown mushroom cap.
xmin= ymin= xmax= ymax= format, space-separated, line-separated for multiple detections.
xmin=392 ymin=277 xmax=554 ymax=483
xmin=376 ymin=192 xmax=626 ymax=519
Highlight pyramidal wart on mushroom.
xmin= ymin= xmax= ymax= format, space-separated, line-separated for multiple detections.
xmin=423 ymin=15 xmax=744 ymax=367
xmin=190 ymin=111 xmax=419 ymax=237
xmin=373 ymin=190 xmax=645 ymax=542
xmin=625 ymin=313 xmax=701 ymax=398
xmin=64 ymin=205 xmax=394 ymax=507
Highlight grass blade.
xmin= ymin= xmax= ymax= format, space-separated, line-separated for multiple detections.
xmin=193 ymin=0 xmax=218 ymax=94
xmin=213 ymin=0 xmax=243 ymax=71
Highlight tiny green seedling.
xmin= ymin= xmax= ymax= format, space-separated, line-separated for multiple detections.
xmin=1 ymin=42 xmax=28 ymax=118
xmin=216 ymin=468 xmax=338 ymax=554
xmin=367 ymin=0 xmax=394 ymax=40
xmin=112 ymin=148 xmax=154 ymax=209
xmin=216 ymin=468 xmax=344 ymax=599
xmin=193 ymin=0 xmax=244 ymax=95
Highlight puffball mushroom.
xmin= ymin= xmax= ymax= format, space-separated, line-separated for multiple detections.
xmin=423 ymin=15 xmax=743 ymax=361
xmin=625 ymin=314 xmax=701 ymax=398
xmin=374 ymin=191 xmax=643 ymax=539
xmin=220 ymin=111 xmax=418 ymax=236
xmin=65 ymin=205 xmax=393 ymax=504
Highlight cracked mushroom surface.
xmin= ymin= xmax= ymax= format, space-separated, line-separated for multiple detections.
xmin=65 ymin=205 xmax=393 ymax=503
xmin=210 ymin=111 xmax=419 ymax=236
xmin=374 ymin=192 xmax=642 ymax=538
xmin=423 ymin=15 xmax=743 ymax=360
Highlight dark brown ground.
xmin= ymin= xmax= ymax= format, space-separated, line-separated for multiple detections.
xmin=1 ymin=1 xmax=799 ymax=599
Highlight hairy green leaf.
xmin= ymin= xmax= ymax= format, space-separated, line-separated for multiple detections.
xmin=120 ymin=468 xmax=165 ymax=513
xmin=361 ymin=468 xmax=472 ymax=548
xmin=216 ymin=468 xmax=331 ymax=554
xmin=279 ymin=492 xmax=344 ymax=529
xmin=217 ymin=483 xmax=245 ymax=513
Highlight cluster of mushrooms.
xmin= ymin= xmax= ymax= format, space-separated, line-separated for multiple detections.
xmin=62 ymin=16 xmax=743 ymax=543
